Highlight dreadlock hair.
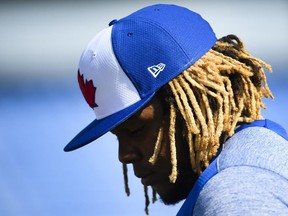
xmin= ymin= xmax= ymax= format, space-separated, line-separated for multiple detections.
xmin=122 ymin=34 xmax=274 ymax=214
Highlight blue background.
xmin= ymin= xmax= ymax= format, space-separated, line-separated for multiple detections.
xmin=0 ymin=0 xmax=287 ymax=215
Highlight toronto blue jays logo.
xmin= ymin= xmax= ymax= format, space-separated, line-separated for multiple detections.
xmin=78 ymin=70 xmax=98 ymax=108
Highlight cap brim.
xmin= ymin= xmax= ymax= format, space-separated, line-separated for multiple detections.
xmin=64 ymin=93 xmax=155 ymax=152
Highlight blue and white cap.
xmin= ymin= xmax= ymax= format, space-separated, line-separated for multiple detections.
xmin=64 ymin=4 xmax=217 ymax=151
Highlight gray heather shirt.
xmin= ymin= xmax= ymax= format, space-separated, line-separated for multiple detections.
xmin=193 ymin=126 xmax=288 ymax=216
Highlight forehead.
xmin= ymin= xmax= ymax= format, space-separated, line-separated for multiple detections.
xmin=113 ymin=96 xmax=163 ymax=129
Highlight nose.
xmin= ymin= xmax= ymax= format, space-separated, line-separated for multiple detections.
xmin=118 ymin=140 xmax=142 ymax=164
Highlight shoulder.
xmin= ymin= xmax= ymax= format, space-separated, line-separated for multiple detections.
xmin=218 ymin=126 xmax=288 ymax=181
xmin=193 ymin=165 xmax=288 ymax=216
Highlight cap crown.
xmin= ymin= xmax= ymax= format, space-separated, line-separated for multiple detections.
xmin=112 ymin=4 xmax=216 ymax=98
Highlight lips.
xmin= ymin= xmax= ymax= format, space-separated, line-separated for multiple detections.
xmin=136 ymin=172 xmax=155 ymax=186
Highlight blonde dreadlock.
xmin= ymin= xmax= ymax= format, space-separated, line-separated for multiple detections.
xmin=122 ymin=34 xmax=273 ymax=214
xmin=162 ymin=34 xmax=273 ymax=176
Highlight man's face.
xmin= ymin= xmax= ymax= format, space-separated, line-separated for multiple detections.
xmin=111 ymin=96 xmax=197 ymax=205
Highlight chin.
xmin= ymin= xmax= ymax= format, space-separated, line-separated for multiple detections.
xmin=153 ymin=179 xmax=193 ymax=205
xmin=159 ymin=193 xmax=186 ymax=205
xmin=154 ymin=171 xmax=198 ymax=205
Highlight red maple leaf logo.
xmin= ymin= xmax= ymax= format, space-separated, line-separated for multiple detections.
xmin=78 ymin=70 xmax=98 ymax=108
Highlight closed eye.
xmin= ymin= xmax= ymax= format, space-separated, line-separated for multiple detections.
xmin=130 ymin=124 xmax=145 ymax=136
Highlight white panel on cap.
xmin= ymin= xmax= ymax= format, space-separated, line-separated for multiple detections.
xmin=78 ymin=26 xmax=141 ymax=120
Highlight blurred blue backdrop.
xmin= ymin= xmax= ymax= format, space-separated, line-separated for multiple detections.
xmin=0 ymin=0 xmax=287 ymax=215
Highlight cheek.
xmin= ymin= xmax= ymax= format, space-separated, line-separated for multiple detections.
xmin=146 ymin=120 xmax=167 ymax=159
xmin=158 ymin=130 xmax=170 ymax=159
xmin=157 ymin=116 xmax=191 ymax=174
xmin=138 ymin=125 xmax=164 ymax=161
xmin=154 ymin=125 xmax=173 ymax=172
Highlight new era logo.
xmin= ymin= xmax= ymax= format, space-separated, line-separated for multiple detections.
xmin=147 ymin=63 xmax=166 ymax=78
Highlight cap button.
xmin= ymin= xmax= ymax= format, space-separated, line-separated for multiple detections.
xmin=109 ymin=19 xmax=118 ymax=26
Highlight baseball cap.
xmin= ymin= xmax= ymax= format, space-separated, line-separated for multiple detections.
xmin=64 ymin=4 xmax=217 ymax=152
